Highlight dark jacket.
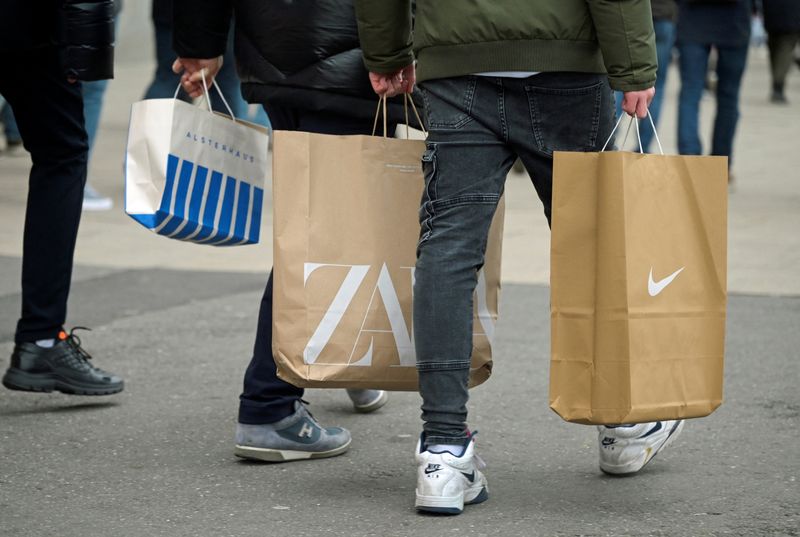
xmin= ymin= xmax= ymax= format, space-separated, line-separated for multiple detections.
xmin=763 ymin=0 xmax=800 ymax=33
xmin=676 ymin=0 xmax=753 ymax=47
xmin=355 ymin=0 xmax=657 ymax=91
xmin=0 ymin=0 xmax=115 ymax=81
xmin=172 ymin=0 xmax=417 ymax=125
xmin=651 ymin=0 xmax=678 ymax=21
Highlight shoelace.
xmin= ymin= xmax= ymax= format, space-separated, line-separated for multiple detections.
xmin=62 ymin=327 xmax=101 ymax=371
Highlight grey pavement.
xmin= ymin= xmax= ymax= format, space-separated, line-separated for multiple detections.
xmin=1 ymin=10 xmax=800 ymax=537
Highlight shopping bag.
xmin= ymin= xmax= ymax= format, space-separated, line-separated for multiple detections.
xmin=550 ymin=144 xmax=728 ymax=425
xmin=272 ymin=128 xmax=504 ymax=390
xmin=125 ymin=85 xmax=269 ymax=245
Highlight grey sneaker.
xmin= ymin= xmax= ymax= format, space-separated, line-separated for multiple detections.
xmin=234 ymin=401 xmax=351 ymax=462
xmin=83 ymin=184 xmax=113 ymax=211
xmin=346 ymin=389 xmax=389 ymax=413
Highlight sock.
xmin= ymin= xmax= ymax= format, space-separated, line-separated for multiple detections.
xmin=427 ymin=444 xmax=465 ymax=457
xmin=35 ymin=339 xmax=55 ymax=348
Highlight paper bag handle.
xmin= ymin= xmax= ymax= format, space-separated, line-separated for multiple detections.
xmin=172 ymin=68 xmax=238 ymax=123
xmin=601 ymin=109 xmax=664 ymax=155
xmin=371 ymin=94 xmax=427 ymax=138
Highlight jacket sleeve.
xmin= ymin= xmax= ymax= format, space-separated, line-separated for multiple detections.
xmin=172 ymin=0 xmax=232 ymax=59
xmin=355 ymin=0 xmax=414 ymax=74
xmin=586 ymin=0 xmax=657 ymax=92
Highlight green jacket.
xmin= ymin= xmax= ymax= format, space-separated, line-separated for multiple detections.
xmin=355 ymin=0 xmax=657 ymax=91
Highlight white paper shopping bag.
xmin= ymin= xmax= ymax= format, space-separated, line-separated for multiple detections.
xmin=124 ymin=87 xmax=269 ymax=245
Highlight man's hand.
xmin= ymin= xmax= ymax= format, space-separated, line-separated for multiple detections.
xmin=622 ymin=87 xmax=656 ymax=119
xmin=172 ymin=56 xmax=224 ymax=99
xmin=369 ymin=64 xmax=416 ymax=97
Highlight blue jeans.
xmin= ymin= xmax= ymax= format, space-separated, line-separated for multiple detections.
xmin=677 ymin=42 xmax=748 ymax=164
xmin=82 ymin=79 xmax=108 ymax=156
xmin=143 ymin=22 xmax=248 ymax=119
xmin=415 ymin=73 xmax=616 ymax=446
xmin=615 ymin=19 xmax=675 ymax=152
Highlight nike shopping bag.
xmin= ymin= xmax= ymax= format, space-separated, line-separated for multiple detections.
xmin=271 ymin=129 xmax=504 ymax=390
xmin=549 ymin=150 xmax=728 ymax=424
xmin=125 ymin=92 xmax=269 ymax=245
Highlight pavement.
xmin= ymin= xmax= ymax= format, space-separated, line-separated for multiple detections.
xmin=0 ymin=11 xmax=799 ymax=537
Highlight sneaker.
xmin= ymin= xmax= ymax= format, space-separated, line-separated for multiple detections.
xmin=770 ymin=91 xmax=789 ymax=105
xmin=598 ymin=420 xmax=685 ymax=476
xmin=1 ymin=139 xmax=27 ymax=158
xmin=234 ymin=401 xmax=351 ymax=462
xmin=346 ymin=388 xmax=388 ymax=413
xmin=2 ymin=328 xmax=124 ymax=395
xmin=414 ymin=433 xmax=489 ymax=515
xmin=82 ymin=184 xmax=113 ymax=211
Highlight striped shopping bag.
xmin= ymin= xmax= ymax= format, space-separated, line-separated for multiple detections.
xmin=125 ymin=94 xmax=268 ymax=245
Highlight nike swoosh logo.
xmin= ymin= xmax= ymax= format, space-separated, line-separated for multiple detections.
xmin=461 ymin=471 xmax=475 ymax=482
xmin=648 ymin=267 xmax=684 ymax=297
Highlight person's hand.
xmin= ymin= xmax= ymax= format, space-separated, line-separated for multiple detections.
xmin=172 ymin=56 xmax=223 ymax=98
xmin=622 ymin=87 xmax=655 ymax=119
xmin=369 ymin=64 xmax=416 ymax=97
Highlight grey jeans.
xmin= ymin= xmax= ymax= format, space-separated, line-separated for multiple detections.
xmin=415 ymin=73 xmax=616 ymax=446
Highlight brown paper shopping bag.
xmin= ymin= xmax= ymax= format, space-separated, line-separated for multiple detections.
xmin=272 ymin=130 xmax=504 ymax=390
xmin=550 ymin=149 xmax=728 ymax=425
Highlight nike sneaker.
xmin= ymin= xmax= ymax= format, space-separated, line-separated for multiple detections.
xmin=598 ymin=420 xmax=685 ymax=476
xmin=3 ymin=328 xmax=123 ymax=395
xmin=414 ymin=432 xmax=489 ymax=515
xmin=234 ymin=401 xmax=351 ymax=462
xmin=346 ymin=388 xmax=388 ymax=413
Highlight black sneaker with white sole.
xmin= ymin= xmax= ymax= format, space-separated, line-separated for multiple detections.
xmin=2 ymin=328 xmax=124 ymax=396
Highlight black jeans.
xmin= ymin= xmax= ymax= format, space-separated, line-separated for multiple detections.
xmin=238 ymin=105 xmax=396 ymax=424
xmin=0 ymin=46 xmax=88 ymax=343
xmin=415 ymin=73 xmax=615 ymax=445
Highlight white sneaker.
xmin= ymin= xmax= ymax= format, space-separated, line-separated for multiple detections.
xmin=82 ymin=184 xmax=113 ymax=211
xmin=414 ymin=433 xmax=488 ymax=515
xmin=346 ymin=389 xmax=388 ymax=413
xmin=598 ymin=420 xmax=685 ymax=476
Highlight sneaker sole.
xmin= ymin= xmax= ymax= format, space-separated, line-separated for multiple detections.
xmin=352 ymin=390 xmax=389 ymax=414
xmin=416 ymin=485 xmax=489 ymax=515
xmin=2 ymin=369 xmax=124 ymax=396
xmin=233 ymin=438 xmax=352 ymax=463
xmin=600 ymin=421 xmax=685 ymax=476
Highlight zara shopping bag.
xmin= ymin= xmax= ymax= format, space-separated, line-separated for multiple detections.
xmin=272 ymin=107 xmax=504 ymax=390
xmin=550 ymin=117 xmax=728 ymax=425
xmin=125 ymin=83 xmax=268 ymax=245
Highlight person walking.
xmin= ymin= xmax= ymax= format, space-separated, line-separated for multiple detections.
xmin=676 ymin=0 xmax=753 ymax=170
xmin=763 ymin=0 xmax=800 ymax=103
xmin=0 ymin=0 xmax=124 ymax=396
xmin=356 ymin=0 xmax=682 ymax=515
xmin=171 ymin=0 xmax=420 ymax=463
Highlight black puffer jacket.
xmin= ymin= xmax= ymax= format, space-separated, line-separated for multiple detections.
xmin=0 ymin=0 xmax=114 ymax=81
xmin=58 ymin=0 xmax=115 ymax=81
xmin=173 ymin=0 xmax=418 ymax=125
xmin=763 ymin=0 xmax=800 ymax=33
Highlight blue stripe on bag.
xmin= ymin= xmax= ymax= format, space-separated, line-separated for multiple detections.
xmin=192 ymin=170 xmax=223 ymax=242
xmin=249 ymin=186 xmax=264 ymax=243
xmin=158 ymin=158 xmax=194 ymax=236
xmin=216 ymin=181 xmax=253 ymax=246
xmin=233 ymin=182 xmax=251 ymax=240
xmin=172 ymin=165 xmax=208 ymax=240
xmin=205 ymin=176 xmax=237 ymax=243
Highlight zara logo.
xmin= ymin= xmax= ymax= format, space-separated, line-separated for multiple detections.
xmin=302 ymin=262 xmax=496 ymax=367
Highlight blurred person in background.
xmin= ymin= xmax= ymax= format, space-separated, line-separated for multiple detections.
xmin=144 ymin=0 xmax=249 ymax=120
xmin=676 ymin=0 xmax=753 ymax=178
xmin=171 ymin=0 xmax=422 ymax=463
xmin=615 ymin=0 xmax=677 ymax=152
xmin=0 ymin=0 xmax=124 ymax=396
xmin=762 ymin=0 xmax=800 ymax=103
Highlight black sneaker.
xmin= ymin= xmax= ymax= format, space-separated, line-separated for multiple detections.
xmin=2 ymin=328 xmax=124 ymax=395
